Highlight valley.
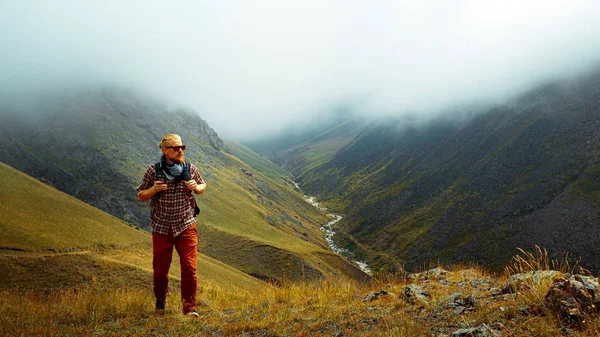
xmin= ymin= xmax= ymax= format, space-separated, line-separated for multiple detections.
xmin=305 ymin=195 xmax=372 ymax=275
xmin=2 ymin=75 xmax=600 ymax=335
xmin=3 ymin=1 xmax=600 ymax=334
xmin=246 ymin=69 xmax=600 ymax=275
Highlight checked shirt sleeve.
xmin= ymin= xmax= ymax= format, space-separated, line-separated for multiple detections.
xmin=136 ymin=165 xmax=156 ymax=193
xmin=190 ymin=164 xmax=205 ymax=186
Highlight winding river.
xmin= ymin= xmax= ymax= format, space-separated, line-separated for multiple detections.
xmin=304 ymin=195 xmax=372 ymax=275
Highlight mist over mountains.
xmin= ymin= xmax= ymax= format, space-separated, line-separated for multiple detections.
xmin=0 ymin=86 xmax=369 ymax=283
xmin=247 ymin=68 xmax=600 ymax=273
xmin=3 ymin=1 xmax=600 ymax=141
xmin=2 ymin=62 xmax=600 ymax=278
xmin=1 ymin=87 xmax=224 ymax=227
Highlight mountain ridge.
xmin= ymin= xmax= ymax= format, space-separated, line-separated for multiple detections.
xmin=0 ymin=86 xmax=369 ymax=283
xmin=248 ymin=69 xmax=600 ymax=273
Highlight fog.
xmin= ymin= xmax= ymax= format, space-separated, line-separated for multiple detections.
xmin=2 ymin=1 xmax=600 ymax=140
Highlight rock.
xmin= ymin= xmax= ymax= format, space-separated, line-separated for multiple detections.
xmin=451 ymin=323 xmax=500 ymax=337
xmin=443 ymin=292 xmax=463 ymax=308
xmin=443 ymin=292 xmax=477 ymax=312
xmin=469 ymin=278 xmax=490 ymax=288
xmin=490 ymin=288 xmax=502 ymax=296
xmin=408 ymin=267 xmax=449 ymax=282
xmin=363 ymin=290 xmax=389 ymax=302
xmin=544 ymin=274 xmax=600 ymax=329
xmin=402 ymin=284 xmax=431 ymax=304
xmin=454 ymin=306 xmax=466 ymax=315
xmin=502 ymin=270 xmax=561 ymax=293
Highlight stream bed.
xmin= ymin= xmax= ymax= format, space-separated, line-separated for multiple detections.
xmin=305 ymin=196 xmax=372 ymax=275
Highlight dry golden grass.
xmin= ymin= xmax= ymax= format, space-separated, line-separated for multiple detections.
xmin=3 ymin=257 xmax=600 ymax=337
xmin=2 ymin=163 xmax=599 ymax=335
xmin=504 ymin=245 xmax=579 ymax=276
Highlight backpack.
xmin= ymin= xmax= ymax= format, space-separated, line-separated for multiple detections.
xmin=154 ymin=161 xmax=200 ymax=217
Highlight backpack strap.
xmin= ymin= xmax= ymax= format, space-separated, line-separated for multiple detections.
xmin=154 ymin=162 xmax=166 ymax=181
xmin=183 ymin=162 xmax=192 ymax=181
xmin=184 ymin=162 xmax=200 ymax=217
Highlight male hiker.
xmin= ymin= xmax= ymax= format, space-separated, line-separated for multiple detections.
xmin=137 ymin=133 xmax=206 ymax=317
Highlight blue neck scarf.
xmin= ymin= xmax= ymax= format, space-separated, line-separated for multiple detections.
xmin=161 ymin=155 xmax=184 ymax=181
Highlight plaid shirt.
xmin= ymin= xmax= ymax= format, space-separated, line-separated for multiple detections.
xmin=137 ymin=162 xmax=205 ymax=236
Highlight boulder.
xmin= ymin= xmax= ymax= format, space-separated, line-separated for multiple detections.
xmin=363 ymin=290 xmax=389 ymax=302
xmin=502 ymin=270 xmax=561 ymax=294
xmin=443 ymin=292 xmax=476 ymax=309
xmin=408 ymin=267 xmax=448 ymax=282
xmin=402 ymin=284 xmax=431 ymax=304
xmin=544 ymin=274 xmax=600 ymax=328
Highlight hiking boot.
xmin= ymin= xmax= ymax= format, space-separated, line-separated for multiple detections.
xmin=186 ymin=310 xmax=199 ymax=318
xmin=156 ymin=298 xmax=166 ymax=310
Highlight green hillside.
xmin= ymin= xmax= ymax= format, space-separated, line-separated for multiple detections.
xmin=258 ymin=71 xmax=600 ymax=274
xmin=0 ymin=162 xmax=267 ymax=293
xmin=225 ymin=139 xmax=294 ymax=182
xmin=245 ymin=119 xmax=364 ymax=181
xmin=0 ymin=87 xmax=369 ymax=283
xmin=0 ymin=162 xmax=147 ymax=251
xmin=195 ymin=152 xmax=369 ymax=282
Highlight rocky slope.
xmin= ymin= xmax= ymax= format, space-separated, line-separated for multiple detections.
xmin=251 ymin=69 xmax=600 ymax=273
xmin=1 ymin=87 xmax=224 ymax=227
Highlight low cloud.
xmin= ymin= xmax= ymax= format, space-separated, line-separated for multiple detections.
xmin=2 ymin=1 xmax=600 ymax=140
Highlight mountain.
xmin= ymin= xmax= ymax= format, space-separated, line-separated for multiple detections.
xmin=3 ymin=161 xmax=599 ymax=335
xmin=246 ymin=117 xmax=364 ymax=181
xmin=249 ymin=69 xmax=600 ymax=273
xmin=0 ymin=161 xmax=266 ymax=292
xmin=0 ymin=86 xmax=369 ymax=283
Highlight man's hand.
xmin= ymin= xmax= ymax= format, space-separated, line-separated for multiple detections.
xmin=138 ymin=180 xmax=168 ymax=202
xmin=185 ymin=180 xmax=206 ymax=194
xmin=185 ymin=180 xmax=198 ymax=192
xmin=153 ymin=180 xmax=168 ymax=192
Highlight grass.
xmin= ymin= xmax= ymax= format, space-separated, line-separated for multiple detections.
xmin=0 ymin=162 xmax=148 ymax=251
xmin=0 ymin=162 xmax=268 ymax=295
xmin=3 ymin=254 xmax=600 ymax=336
xmin=224 ymin=139 xmax=294 ymax=182
xmin=504 ymin=245 xmax=578 ymax=276
xmin=1 ymin=165 xmax=598 ymax=335
xmin=0 ymin=243 xmax=267 ymax=294
xmin=2 ymin=149 xmax=364 ymax=285
xmin=288 ymin=138 xmax=355 ymax=180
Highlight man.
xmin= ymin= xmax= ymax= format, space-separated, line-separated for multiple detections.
xmin=137 ymin=133 xmax=206 ymax=317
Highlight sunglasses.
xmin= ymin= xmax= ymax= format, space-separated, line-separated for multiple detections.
xmin=165 ymin=145 xmax=186 ymax=151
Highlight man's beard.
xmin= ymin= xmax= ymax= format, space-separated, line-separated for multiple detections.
xmin=173 ymin=155 xmax=185 ymax=164
xmin=167 ymin=154 xmax=185 ymax=164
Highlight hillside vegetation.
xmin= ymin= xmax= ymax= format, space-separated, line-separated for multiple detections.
xmin=0 ymin=162 xmax=147 ymax=251
xmin=247 ymin=119 xmax=364 ymax=181
xmin=0 ymin=87 xmax=368 ymax=283
xmin=225 ymin=139 xmax=294 ymax=183
xmin=4 ymin=246 xmax=600 ymax=336
xmin=0 ymin=162 xmax=266 ymax=293
xmin=250 ymin=69 xmax=600 ymax=274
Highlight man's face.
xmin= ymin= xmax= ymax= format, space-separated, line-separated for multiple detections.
xmin=162 ymin=138 xmax=185 ymax=164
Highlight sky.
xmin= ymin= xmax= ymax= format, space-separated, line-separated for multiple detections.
xmin=2 ymin=1 xmax=600 ymax=140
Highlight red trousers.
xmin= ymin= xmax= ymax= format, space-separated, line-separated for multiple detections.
xmin=152 ymin=224 xmax=198 ymax=313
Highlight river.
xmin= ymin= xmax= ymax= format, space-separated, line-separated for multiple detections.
xmin=304 ymin=196 xmax=372 ymax=275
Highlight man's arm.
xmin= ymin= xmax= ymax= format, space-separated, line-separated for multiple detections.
xmin=194 ymin=182 xmax=206 ymax=194
xmin=184 ymin=180 xmax=206 ymax=194
xmin=137 ymin=181 xmax=168 ymax=202
xmin=187 ymin=164 xmax=206 ymax=195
